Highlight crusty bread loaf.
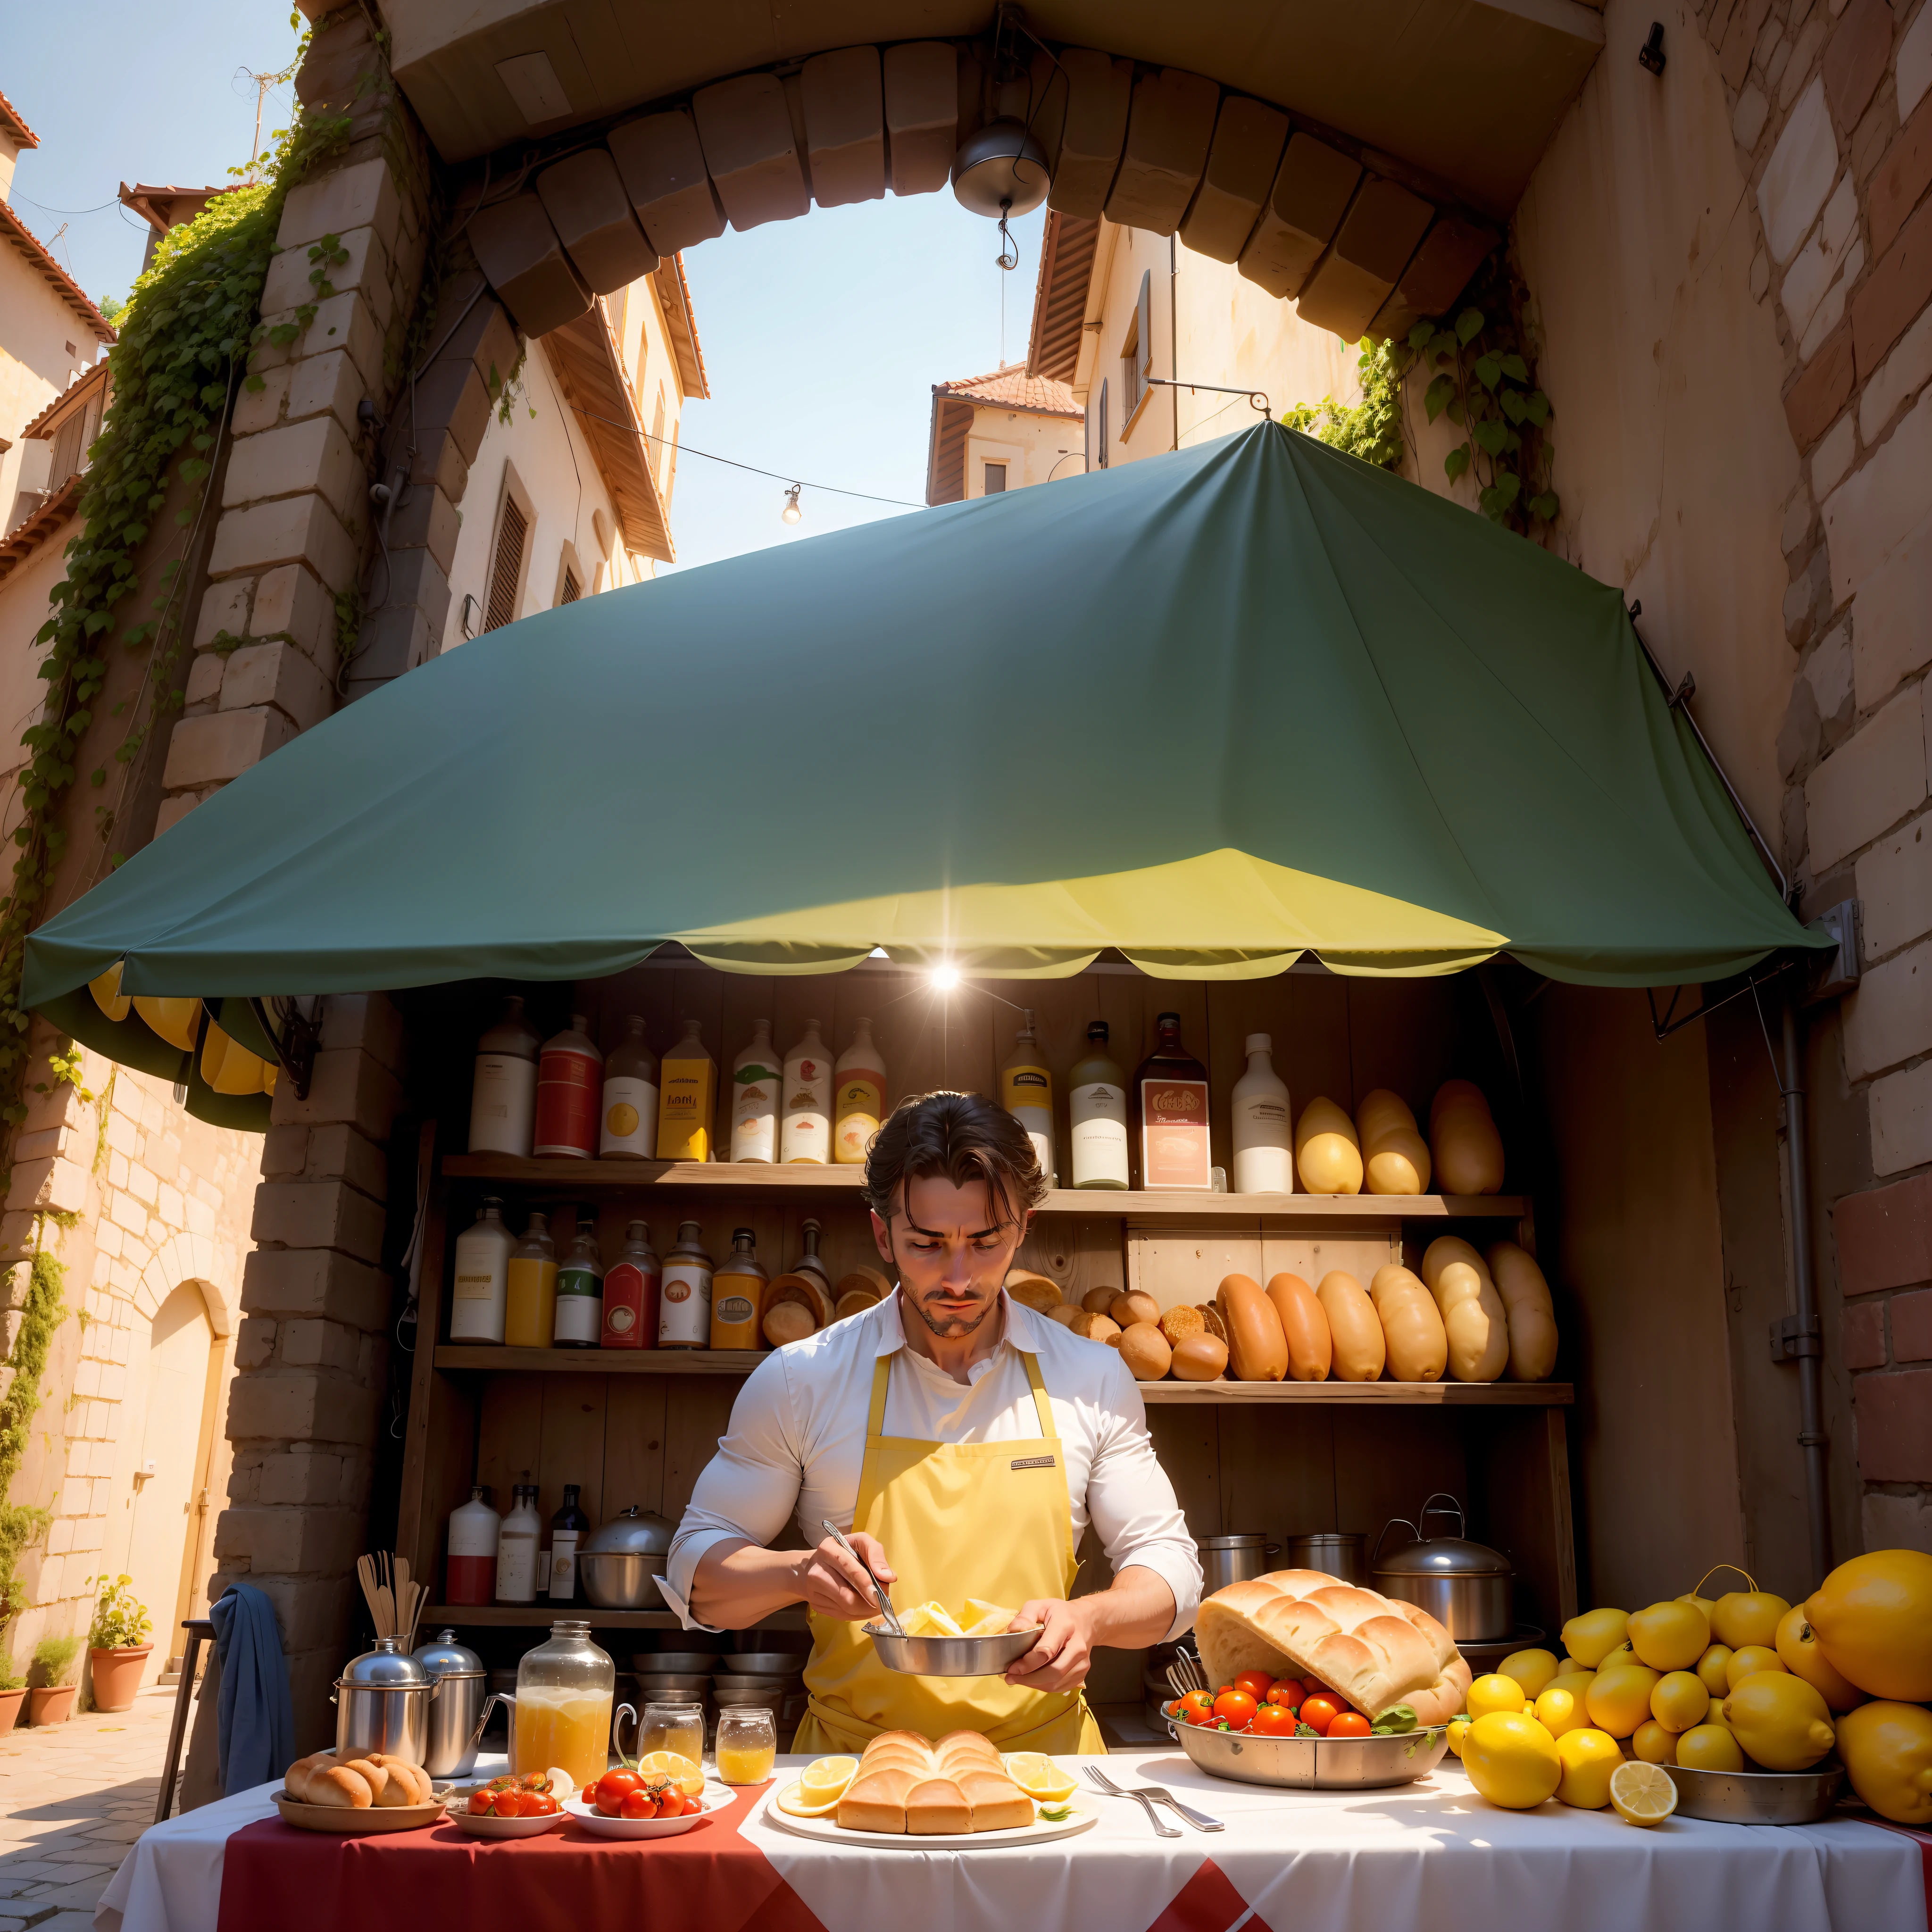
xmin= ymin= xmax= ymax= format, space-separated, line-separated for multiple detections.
xmin=763 ymin=1298 xmax=817 ymax=1347
xmin=956 ymin=1770 xmax=1033 ymax=1830
xmin=905 ymin=1777 xmax=971 ymax=1834
xmin=283 ymin=1751 xmax=336 ymax=1801
xmin=369 ymin=1755 xmax=433 ymax=1805
xmin=338 ymin=1757 xmax=391 ymax=1802
xmin=837 ymin=1729 xmax=1033 ymax=1833
xmin=1195 ymin=1570 xmax=1471 ymax=1727
xmin=838 ymin=1768 xmax=916 ymax=1832
xmin=303 ymin=1764 xmax=375 ymax=1808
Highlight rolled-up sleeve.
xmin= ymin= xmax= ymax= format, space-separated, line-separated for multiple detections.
xmin=1083 ymin=1361 xmax=1202 ymax=1641
xmin=662 ymin=1350 xmax=805 ymax=1629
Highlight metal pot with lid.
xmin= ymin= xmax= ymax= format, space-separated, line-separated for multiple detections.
xmin=414 ymin=1630 xmax=487 ymax=1778
xmin=333 ymin=1636 xmax=441 ymax=1764
xmin=578 ymin=1504 xmax=676 ymax=1609
xmin=1371 ymin=1493 xmax=1514 ymax=1642
xmin=1199 ymin=1533 xmax=1282 ymax=1598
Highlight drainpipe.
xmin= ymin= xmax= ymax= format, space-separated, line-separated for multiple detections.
xmin=1779 ymin=991 xmax=1832 ymax=1583
xmin=1170 ymin=235 xmax=1179 ymax=452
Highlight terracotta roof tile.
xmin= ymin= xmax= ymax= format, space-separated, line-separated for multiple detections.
xmin=0 ymin=89 xmax=42 ymax=150
xmin=932 ymin=361 xmax=1082 ymax=419
xmin=0 ymin=200 xmax=115 ymax=343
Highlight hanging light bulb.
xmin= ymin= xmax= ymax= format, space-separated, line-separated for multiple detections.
xmin=781 ymin=484 xmax=802 ymax=525
xmin=930 ymin=964 xmax=961 ymax=992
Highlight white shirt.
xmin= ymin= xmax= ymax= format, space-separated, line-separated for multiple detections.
xmin=662 ymin=1291 xmax=1201 ymax=1640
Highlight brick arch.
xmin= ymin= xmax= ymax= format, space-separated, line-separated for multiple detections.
xmin=133 ymin=1231 xmax=233 ymax=1337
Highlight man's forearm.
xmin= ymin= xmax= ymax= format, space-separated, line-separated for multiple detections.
xmin=1076 ymin=1564 xmax=1175 ymax=1649
xmin=688 ymin=1538 xmax=807 ymax=1628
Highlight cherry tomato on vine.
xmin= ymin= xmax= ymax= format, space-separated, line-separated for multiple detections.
xmin=1212 ymin=1689 xmax=1258 ymax=1729
xmin=467 ymin=1791 xmax=495 ymax=1815
xmin=1326 ymin=1710 xmax=1372 ymax=1738
xmin=1265 ymin=1681 xmax=1303 ymax=1709
xmin=1299 ymin=1694 xmax=1341 ymax=1735
xmin=1232 ymin=1670 xmax=1275 ymax=1702
xmin=1178 ymin=1690 xmax=1215 ymax=1720
xmin=620 ymin=1789 xmax=659 ymax=1819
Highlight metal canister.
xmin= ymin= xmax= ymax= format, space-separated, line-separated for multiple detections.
xmin=1198 ymin=1533 xmax=1282 ymax=1597
xmin=414 ymin=1630 xmax=488 ymax=1778
xmin=1370 ymin=1494 xmax=1514 ymax=1641
xmin=332 ymin=1637 xmax=441 ymax=1763
xmin=1286 ymin=1532 xmax=1367 ymax=1584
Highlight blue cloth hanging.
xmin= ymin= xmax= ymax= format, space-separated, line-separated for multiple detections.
xmin=209 ymin=1582 xmax=294 ymax=1796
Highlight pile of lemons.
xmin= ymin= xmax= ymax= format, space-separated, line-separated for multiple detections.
xmin=1446 ymin=1550 xmax=1932 ymax=1828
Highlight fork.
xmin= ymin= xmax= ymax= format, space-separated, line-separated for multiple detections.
xmin=1084 ymin=1765 xmax=1179 ymax=1837
xmin=1086 ymin=1764 xmax=1224 ymax=1833
xmin=1165 ymin=1651 xmax=1207 ymax=1698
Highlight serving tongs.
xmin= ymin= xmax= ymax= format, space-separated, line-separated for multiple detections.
xmin=822 ymin=1518 xmax=905 ymax=1636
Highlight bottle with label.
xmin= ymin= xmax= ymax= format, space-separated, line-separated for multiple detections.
xmin=1067 ymin=1021 xmax=1130 ymax=1190
xmin=658 ymin=1220 xmax=714 ymax=1349
xmin=655 ymin=1020 xmax=716 ymax=1160
xmin=1133 ymin=1011 xmax=1212 ymax=1191
xmin=780 ymin=1020 xmax=832 ymax=1164
xmin=505 ymin=1211 xmax=559 ymax=1348
xmin=730 ymin=1019 xmax=781 ymax=1164
xmin=446 ymin=1485 xmax=501 ymax=1604
xmin=598 ymin=1015 xmax=658 ymax=1158
xmin=1231 ymin=1032 xmax=1294 ymax=1194
xmin=449 ymin=1197 xmax=513 ymax=1342
xmin=709 ymin=1227 xmax=770 ymax=1348
xmin=468 ymin=996 xmax=541 ymax=1156
xmin=794 ymin=1216 xmax=832 ymax=1299
xmin=495 ymin=1482 xmax=541 ymax=1604
xmin=552 ymin=1209 xmax=605 ymax=1348
xmin=600 ymin=1219 xmax=659 ymax=1348
xmin=533 ymin=1014 xmax=603 ymax=1159
xmin=549 ymin=1484 xmax=591 ymax=1605
xmin=833 ymin=1018 xmax=886 ymax=1164
xmin=1001 ymin=1012 xmax=1056 ymax=1182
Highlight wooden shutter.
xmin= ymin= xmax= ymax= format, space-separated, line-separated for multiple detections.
xmin=483 ymin=496 xmax=527 ymax=632
xmin=560 ymin=566 xmax=582 ymax=603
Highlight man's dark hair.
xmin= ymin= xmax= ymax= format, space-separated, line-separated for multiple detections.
xmin=863 ymin=1090 xmax=1047 ymax=1228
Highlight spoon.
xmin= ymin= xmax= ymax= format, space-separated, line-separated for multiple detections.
xmin=821 ymin=1519 xmax=905 ymax=1636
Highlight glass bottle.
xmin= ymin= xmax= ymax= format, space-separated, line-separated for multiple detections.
xmin=709 ymin=1227 xmax=769 ymax=1349
xmin=599 ymin=1015 xmax=658 ymax=1159
xmin=794 ymin=1216 xmax=832 ymax=1299
xmin=1001 ymin=1011 xmax=1055 ymax=1182
xmin=505 ymin=1210 xmax=558 ymax=1349
xmin=533 ymin=1013 xmax=602 ymax=1159
xmin=658 ymin=1220 xmax=714 ymax=1348
xmin=449 ymin=1196 xmax=513 ymax=1342
xmin=511 ymin=1620 xmax=614 ymax=1790
xmin=1133 ymin=1011 xmax=1212 ymax=1191
xmin=495 ymin=1482 xmax=541 ymax=1605
xmin=468 ymin=995 xmax=541 ymax=1156
xmin=548 ymin=1484 xmax=591 ymax=1605
xmin=600 ymin=1219 xmax=659 ymax=1349
xmin=1231 ymin=1032 xmax=1293 ymax=1194
xmin=552 ymin=1209 xmax=605 ymax=1348
xmin=1067 ymin=1020 xmax=1129 ymax=1190
xmin=446 ymin=1485 xmax=501 ymax=1604
xmin=833 ymin=1017 xmax=886 ymax=1164
xmin=780 ymin=1020 xmax=832 ymax=1164
xmin=730 ymin=1018 xmax=780 ymax=1163
xmin=655 ymin=1019 xmax=716 ymax=1161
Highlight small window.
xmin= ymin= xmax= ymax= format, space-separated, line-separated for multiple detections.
xmin=483 ymin=496 xmax=528 ymax=632
xmin=1120 ymin=270 xmax=1152 ymax=435
xmin=983 ymin=462 xmax=1007 ymax=494
xmin=560 ymin=567 xmax=582 ymax=603
xmin=651 ymin=388 xmax=667 ymax=485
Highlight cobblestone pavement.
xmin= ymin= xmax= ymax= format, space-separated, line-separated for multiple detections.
xmin=0 ymin=1686 xmax=181 ymax=1931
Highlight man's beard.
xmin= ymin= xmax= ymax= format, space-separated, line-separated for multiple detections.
xmin=900 ymin=1285 xmax=999 ymax=1341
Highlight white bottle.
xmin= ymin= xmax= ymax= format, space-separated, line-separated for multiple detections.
xmin=1231 ymin=1033 xmax=1294 ymax=1194
xmin=599 ymin=1015 xmax=658 ymax=1158
xmin=730 ymin=1018 xmax=781 ymax=1163
xmin=446 ymin=1486 xmax=502 ymax=1604
xmin=1068 ymin=1020 xmax=1130 ymax=1189
xmin=467 ymin=997 xmax=540 ymax=1156
xmin=448 ymin=1198 xmax=513 ymax=1343
xmin=495 ymin=1482 xmax=541 ymax=1604
xmin=780 ymin=1020 xmax=833 ymax=1164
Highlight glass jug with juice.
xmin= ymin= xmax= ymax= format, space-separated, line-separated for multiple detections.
xmin=510 ymin=1620 xmax=614 ymax=1791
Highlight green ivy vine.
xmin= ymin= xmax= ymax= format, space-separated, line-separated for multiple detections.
xmin=1282 ymin=338 xmax=1407 ymax=471
xmin=0 ymin=1242 xmax=69 ymax=1644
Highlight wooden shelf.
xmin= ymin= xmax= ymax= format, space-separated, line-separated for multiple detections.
xmin=441 ymin=1157 xmax=1525 ymax=1222
xmin=421 ymin=1604 xmax=808 ymax=1631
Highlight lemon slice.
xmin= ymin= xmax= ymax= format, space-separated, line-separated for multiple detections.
xmin=1002 ymin=1751 xmax=1078 ymax=1802
xmin=633 ymin=1750 xmax=705 ymax=1798
xmin=776 ymin=1781 xmax=844 ymax=1817
xmin=1609 ymin=1759 xmax=1678 ymax=1827
xmin=799 ymin=1755 xmax=858 ymax=1800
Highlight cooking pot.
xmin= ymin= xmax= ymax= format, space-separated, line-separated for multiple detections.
xmin=1286 ymin=1532 xmax=1367 ymax=1584
xmin=332 ymin=1637 xmax=441 ymax=1763
xmin=1371 ymin=1494 xmax=1513 ymax=1641
xmin=1199 ymin=1533 xmax=1281 ymax=1597
xmin=578 ymin=1504 xmax=675 ymax=1609
xmin=414 ymin=1630 xmax=487 ymax=1778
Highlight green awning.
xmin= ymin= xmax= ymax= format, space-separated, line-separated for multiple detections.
xmin=23 ymin=423 xmax=1822 ymax=1059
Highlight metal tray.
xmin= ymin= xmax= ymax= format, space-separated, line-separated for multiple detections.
xmin=865 ymin=1624 xmax=1043 ymax=1677
xmin=1664 ymin=1760 xmax=1845 ymax=1825
xmin=1172 ymin=1719 xmax=1449 ymax=1790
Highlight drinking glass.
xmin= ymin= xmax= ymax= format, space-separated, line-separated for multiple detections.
xmin=715 ymin=1707 xmax=777 ymax=1785
xmin=638 ymin=1698 xmax=707 ymax=1768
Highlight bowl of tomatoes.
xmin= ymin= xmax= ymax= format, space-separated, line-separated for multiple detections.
xmin=453 ymin=1773 xmax=570 ymax=1837
xmin=567 ymin=1767 xmax=725 ymax=1839
xmin=1164 ymin=1671 xmax=1449 ymax=1790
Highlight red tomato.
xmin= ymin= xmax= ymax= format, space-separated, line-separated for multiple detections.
xmin=1264 ymin=1681 xmax=1303 ymax=1709
xmin=597 ymin=1785 xmax=626 ymax=1817
xmin=1212 ymin=1689 xmax=1258 ymax=1730
xmin=1252 ymin=1703 xmax=1299 ymax=1736
xmin=1326 ymin=1711 xmax=1372 ymax=1739
xmin=620 ymin=1789 xmax=659 ymax=1819
xmin=1232 ymin=1670 xmax=1275 ymax=1702
xmin=533 ymin=1794 xmax=561 ymax=1815
xmin=467 ymin=1791 xmax=495 ymax=1815
xmin=600 ymin=1769 xmax=641 ymax=1799
xmin=1178 ymin=1690 xmax=1215 ymax=1720
xmin=1185 ymin=1703 xmax=1219 ymax=1727
xmin=1299 ymin=1694 xmax=1341 ymax=1735
xmin=661 ymin=1786 xmax=691 ymax=1817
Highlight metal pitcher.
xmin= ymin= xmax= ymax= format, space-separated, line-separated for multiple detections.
xmin=332 ymin=1637 xmax=441 ymax=1763
xmin=414 ymin=1630 xmax=488 ymax=1778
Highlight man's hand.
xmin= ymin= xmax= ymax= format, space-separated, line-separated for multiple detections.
xmin=791 ymin=1530 xmax=897 ymax=1623
xmin=1002 ymin=1598 xmax=1093 ymax=1692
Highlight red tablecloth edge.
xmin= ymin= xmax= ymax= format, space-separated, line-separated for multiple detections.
xmin=1857 ymin=1816 xmax=1932 ymax=1925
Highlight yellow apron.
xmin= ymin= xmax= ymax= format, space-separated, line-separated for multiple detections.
xmin=793 ymin=1346 xmax=1105 ymax=1757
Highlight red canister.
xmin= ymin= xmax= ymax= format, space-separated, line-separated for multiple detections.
xmin=601 ymin=1219 xmax=660 ymax=1347
xmin=532 ymin=1013 xmax=602 ymax=1158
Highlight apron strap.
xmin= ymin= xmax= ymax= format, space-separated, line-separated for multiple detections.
xmin=866 ymin=1353 xmax=892 ymax=1436
xmin=1019 ymin=1350 xmax=1057 ymax=1441
xmin=867 ymin=1342 xmax=1055 ymax=1440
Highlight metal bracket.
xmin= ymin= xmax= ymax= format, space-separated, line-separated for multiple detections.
xmin=1147 ymin=377 xmax=1273 ymax=416
xmin=1646 ymin=957 xmax=1795 ymax=1040
xmin=1669 ymin=669 xmax=1697 ymax=710
xmin=1770 ymin=1314 xmax=1821 ymax=1361
xmin=248 ymin=994 xmax=322 ymax=1101
xmin=1802 ymin=899 xmax=1861 ymax=1006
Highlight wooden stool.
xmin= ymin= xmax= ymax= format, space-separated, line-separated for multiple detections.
xmin=154 ymin=1618 xmax=215 ymax=1826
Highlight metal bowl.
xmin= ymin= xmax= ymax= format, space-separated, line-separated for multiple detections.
xmin=724 ymin=1651 xmax=805 ymax=1675
xmin=713 ymin=1686 xmax=788 ymax=1708
xmin=1664 ymin=1759 xmax=1845 ymax=1824
xmin=865 ymin=1624 xmax=1043 ymax=1678
xmin=578 ymin=1550 xmax=665 ymax=1610
xmin=631 ymin=1672 xmax=714 ymax=1694
xmin=633 ymin=1651 xmax=717 ymax=1675
xmin=713 ymin=1673 xmax=799 ymax=1690
xmin=1173 ymin=1719 xmax=1449 ymax=1790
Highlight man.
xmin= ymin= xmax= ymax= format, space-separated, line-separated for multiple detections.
xmin=663 ymin=1090 xmax=1200 ymax=1754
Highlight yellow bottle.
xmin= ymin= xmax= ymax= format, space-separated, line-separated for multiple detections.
xmin=503 ymin=1210 xmax=558 ymax=1349
xmin=655 ymin=1019 xmax=716 ymax=1160
xmin=833 ymin=1017 xmax=885 ymax=1164
xmin=708 ymin=1227 xmax=769 ymax=1349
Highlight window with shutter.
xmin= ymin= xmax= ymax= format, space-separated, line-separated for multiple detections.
xmin=560 ymin=567 xmax=582 ymax=603
xmin=1097 ymin=379 xmax=1109 ymax=469
xmin=1120 ymin=270 xmax=1152 ymax=436
xmin=983 ymin=463 xmax=1007 ymax=493
xmin=483 ymin=495 xmax=528 ymax=632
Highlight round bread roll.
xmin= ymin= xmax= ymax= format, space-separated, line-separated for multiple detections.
xmin=1170 ymin=1332 xmax=1229 ymax=1382
xmin=834 ymin=1286 xmax=882 ymax=1322
xmin=1196 ymin=1302 xmax=1228 ymax=1344
xmin=1158 ymin=1303 xmax=1204 ymax=1347
xmin=1431 ymin=1260 xmax=1509 ymax=1381
xmin=1265 ymin=1272 xmax=1332 ymax=1382
xmin=1295 ymin=1097 xmax=1364 ymax=1194
xmin=1083 ymin=1285 xmax=1124 ymax=1317
xmin=1084 ymin=1312 xmax=1122 ymax=1348
xmin=1117 ymin=1321 xmax=1173 ymax=1380
xmin=1217 ymin=1273 xmax=1288 ymax=1382
xmin=1355 ymin=1088 xmax=1417 ymax=1145
xmin=1369 ymin=1263 xmax=1448 ymax=1382
xmin=1112 ymin=1290 xmax=1158 ymax=1329
xmin=1316 ymin=1270 xmax=1385 ymax=1381
xmin=1047 ymin=1303 xmax=1082 ymax=1328
xmin=1486 ymin=1240 xmax=1558 ymax=1381
xmin=763 ymin=1298 xmax=816 ymax=1347
xmin=1363 ymin=1127 xmax=1432 ymax=1195
xmin=768 ymin=1272 xmax=834 ymax=1326
xmin=1005 ymin=1272 xmax=1063 ymax=1315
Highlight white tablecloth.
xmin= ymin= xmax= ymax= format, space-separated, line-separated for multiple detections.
xmin=99 ymin=1750 xmax=1928 ymax=1932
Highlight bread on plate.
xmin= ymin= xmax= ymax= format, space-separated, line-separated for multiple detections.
xmin=833 ymin=1728 xmax=1036 ymax=1833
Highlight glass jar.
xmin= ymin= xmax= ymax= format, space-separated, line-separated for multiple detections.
xmin=638 ymin=1698 xmax=706 ymax=1768
xmin=511 ymin=1620 xmax=614 ymax=1790
xmin=715 ymin=1707 xmax=777 ymax=1785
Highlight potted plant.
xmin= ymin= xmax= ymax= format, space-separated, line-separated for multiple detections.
xmin=84 ymin=1574 xmax=155 ymax=1712
xmin=0 ymin=1656 xmax=23 ymax=1737
xmin=26 ymin=1634 xmax=82 ymax=1725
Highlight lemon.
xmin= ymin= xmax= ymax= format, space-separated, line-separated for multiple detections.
xmin=777 ymin=1782 xmax=845 ymax=1816
xmin=1561 ymin=1608 xmax=1630 ymax=1669
xmin=1002 ymin=1752 xmax=1077 ymax=1802
xmin=1467 ymin=1673 xmax=1528 ymax=1720
xmin=1724 ymin=1644 xmax=1784 ymax=1692
xmin=1696 ymin=1644 xmax=1734 ymax=1696
xmin=1675 ymin=1724 xmax=1744 ymax=1773
xmin=633 ymin=1750 xmax=705 ymax=1798
xmin=1609 ymin=1759 xmax=1678 ymax=1826
xmin=1628 ymin=1599 xmax=1710 ymax=1673
xmin=1836 ymin=1700 xmax=1932 ymax=1826
xmin=961 ymin=1598 xmax=1016 ymax=1637
xmin=1807 ymin=1549 xmax=1932 ymax=1703
xmin=1446 ymin=1717 xmax=1470 ymax=1758
xmin=1554 ymin=1727 xmax=1623 ymax=1808
xmin=1599 ymin=1640 xmax=1638 ymax=1674
xmin=1774 ymin=1603 xmax=1866 ymax=1713
xmin=1499 ymin=1649 xmax=1559 ymax=1699
xmin=799 ymin=1755 xmax=858 ymax=1799
xmin=1711 ymin=1589 xmax=1790 ymax=1651
xmin=1698 ymin=1699 xmax=1735 ymax=1737
xmin=1462 ymin=1711 xmax=1561 ymax=1809
xmin=1650 ymin=1671 xmax=1709 ymax=1732
xmin=1678 ymin=1592 xmax=1716 ymax=1618
xmin=1631 ymin=1719 xmax=1680 ymax=1765
xmin=1547 ymin=1669 xmax=1595 ymax=1706
xmin=1723 ymin=1671 xmax=1836 ymax=1771
xmin=1585 ymin=1664 xmax=1662 ymax=1739
xmin=1533 ymin=1686 xmax=1589 ymax=1740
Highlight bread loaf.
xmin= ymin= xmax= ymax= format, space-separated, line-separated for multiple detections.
xmin=763 ymin=1298 xmax=817 ymax=1346
xmin=338 ymin=1757 xmax=391 ymax=1802
xmin=1265 ymin=1272 xmax=1332 ymax=1382
xmin=1363 ymin=1128 xmax=1432 ymax=1195
xmin=283 ymin=1751 xmax=336 ymax=1801
xmin=768 ymin=1271 xmax=834 ymax=1327
xmin=1117 ymin=1321 xmax=1172 ymax=1380
xmin=1316 ymin=1271 xmax=1385 ymax=1381
xmin=1005 ymin=1272 xmax=1062 ymax=1314
xmin=1170 ymin=1332 xmax=1229 ymax=1381
xmin=839 ymin=1768 xmax=916 ymax=1832
xmin=366 ymin=1755 xmax=433 ymax=1806
xmin=1369 ymin=1264 xmax=1447 ymax=1382
xmin=1431 ymin=1260 xmax=1509 ymax=1382
xmin=1112 ymin=1290 xmax=1158 ymax=1329
xmin=835 ymin=1286 xmax=883 ymax=1322
xmin=1486 ymin=1241 xmax=1557 ymax=1381
xmin=905 ymin=1778 xmax=971 ymax=1834
xmin=1420 ymin=1234 xmax=1489 ymax=1291
xmin=1157 ymin=1303 xmax=1204 ymax=1347
xmin=1082 ymin=1312 xmax=1121 ymax=1348
xmin=1217 ymin=1273 xmax=1288 ymax=1382
xmin=303 ymin=1765 xmax=375 ymax=1808
xmin=955 ymin=1769 xmax=1032 ymax=1831
xmin=1294 ymin=1097 xmax=1363 ymax=1194
xmin=1082 ymin=1285 xmax=1122 ymax=1316
xmin=835 ymin=1730 xmax=1033 ymax=1833
xmin=1429 ymin=1078 xmax=1488 ymax=1129
xmin=1046 ymin=1303 xmax=1082 ymax=1328
xmin=1429 ymin=1082 xmax=1505 ymax=1194
xmin=1355 ymin=1088 xmax=1416 ymax=1145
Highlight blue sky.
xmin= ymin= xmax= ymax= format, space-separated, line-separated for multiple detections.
xmin=5 ymin=6 xmax=1049 ymax=571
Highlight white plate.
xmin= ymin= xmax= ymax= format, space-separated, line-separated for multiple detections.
xmin=760 ymin=1784 xmax=1098 ymax=1850
xmin=564 ymin=1786 xmax=733 ymax=1839
xmin=447 ymin=1802 xmax=570 ymax=1839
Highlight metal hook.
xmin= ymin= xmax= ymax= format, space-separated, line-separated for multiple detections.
xmin=996 ymin=205 xmax=1019 ymax=271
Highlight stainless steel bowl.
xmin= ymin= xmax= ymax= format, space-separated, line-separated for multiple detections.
xmin=714 ymin=1686 xmax=788 ymax=1708
xmin=632 ymin=1672 xmax=714 ymax=1694
xmin=578 ymin=1550 xmax=665 ymax=1610
xmin=1173 ymin=1719 xmax=1449 ymax=1790
xmin=713 ymin=1673 xmax=799 ymax=1690
xmin=1664 ymin=1760 xmax=1846 ymax=1824
xmin=633 ymin=1651 xmax=717 ymax=1674
xmin=724 ymin=1651 xmax=805 ymax=1675
xmin=865 ymin=1624 xmax=1043 ymax=1677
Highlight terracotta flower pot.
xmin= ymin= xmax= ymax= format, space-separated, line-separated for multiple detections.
xmin=89 ymin=1644 xmax=153 ymax=1713
xmin=26 ymin=1684 xmax=77 ymax=1726
xmin=0 ymin=1688 xmax=23 ymax=1737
